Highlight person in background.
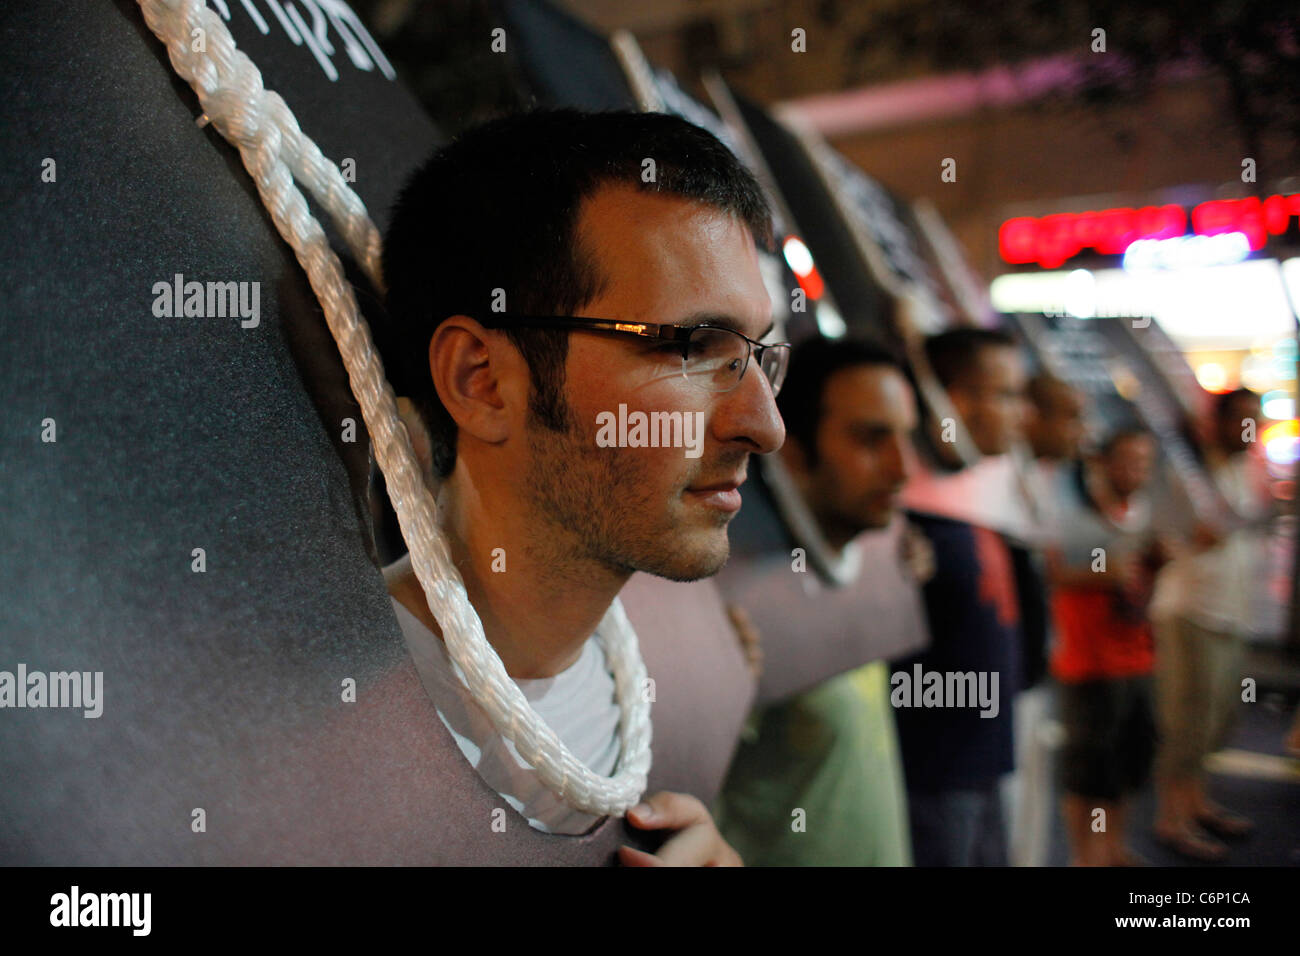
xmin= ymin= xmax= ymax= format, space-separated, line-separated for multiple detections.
xmin=1012 ymin=372 xmax=1088 ymax=866
xmin=1049 ymin=428 xmax=1166 ymax=866
xmin=1150 ymin=388 xmax=1274 ymax=860
xmin=1024 ymin=374 xmax=1087 ymax=538
xmin=895 ymin=327 xmax=1028 ymax=867
xmin=713 ymin=336 xmax=927 ymax=865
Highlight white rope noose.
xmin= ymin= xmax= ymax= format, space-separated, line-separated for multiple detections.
xmin=135 ymin=0 xmax=651 ymax=816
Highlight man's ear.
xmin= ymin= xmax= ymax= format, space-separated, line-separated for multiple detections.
xmin=427 ymin=316 xmax=521 ymax=450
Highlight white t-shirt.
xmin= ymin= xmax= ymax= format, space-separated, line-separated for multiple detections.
xmin=1025 ymin=459 xmax=1073 ymax=550
xmin=1150 ymin=454 xmax=1273 ymax=635
xmin=390 ymin=595 xmax=623 ymax=835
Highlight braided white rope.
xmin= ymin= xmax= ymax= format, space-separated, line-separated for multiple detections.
xmin=136 ymin=0 xmax=651 ymax=815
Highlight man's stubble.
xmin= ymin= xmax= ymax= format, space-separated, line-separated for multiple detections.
xmin=522 ymin=403 xmax=738 ymax=584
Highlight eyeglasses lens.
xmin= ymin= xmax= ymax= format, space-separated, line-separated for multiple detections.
xmin=681 ymin=327 xmax=789 ymax=395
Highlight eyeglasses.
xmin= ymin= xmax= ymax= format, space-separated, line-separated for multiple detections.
xmin=478 ymin=314 xmax=791 ymax=397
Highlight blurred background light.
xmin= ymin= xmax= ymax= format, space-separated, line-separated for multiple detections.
xmin=990 ymin=258 xmax=1299 ymax=351
xmin=1063 ymin=268 xmax=1096 ymax=318
xmin=1122 ymin=232 xmax=1250 ymax=272
xmin=1262 ymin=389 xmax=1295 ymax=421
xmin=1262 ymin=419 xmax=1300 ymax=466
xmin=1195 ymin=361 xmax=1228 ymax=392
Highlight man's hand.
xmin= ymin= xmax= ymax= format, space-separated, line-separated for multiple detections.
xmin=1114 ymin=552 xmax=1145 ymax=593
xmin=619 ymin=791 xmax=743 ymax=867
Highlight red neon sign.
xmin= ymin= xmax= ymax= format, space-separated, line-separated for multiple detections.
xmin=999 ymin=193 xmax=1300 ymax=267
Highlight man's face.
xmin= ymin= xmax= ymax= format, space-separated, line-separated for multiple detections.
xmin=949 ymin=346 xmax=1027 ymax=457
xmin=1104 ymin=435 xmax=1155 ymax=499
xmin=1028 ymin=384 xmax=1085 ymax=462
xmin=793 ymin=364 xmax=918 ymax=540
xmin=1217 ymin=393 xmax=1260 ymax=453
xmin=520 ymin=184 xmax=783 ymax=581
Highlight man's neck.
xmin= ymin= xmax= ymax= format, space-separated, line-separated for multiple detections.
xmin=819 ymin=522 xmax=857 ymax=554
xmin=385 ymin=471 xmax=629 ymax=680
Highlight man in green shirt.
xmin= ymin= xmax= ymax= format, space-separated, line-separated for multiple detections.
xmin=714 ymin=337 xmax=928 ymax=865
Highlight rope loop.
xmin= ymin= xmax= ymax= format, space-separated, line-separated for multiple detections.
xmin=135 ymin=0 xmax=652 ymax=815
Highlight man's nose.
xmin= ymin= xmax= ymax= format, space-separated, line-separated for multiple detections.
xmin=884 ymin=433 xmax=911 ymax=484
xmin=711 ymin=365 xmax=785 ymax=454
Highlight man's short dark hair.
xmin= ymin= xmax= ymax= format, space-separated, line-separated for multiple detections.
xmin=1026 ymin=372 xmax=1075 ymax=411
xmin=924 ymin=327 xmax=1018 ymax=390
xmin=777 ymin=335 xmax=904 ymax=466
xmin=381 ymin=109 xmax=774 ymax=478
xmin=1213 ymin=386 xmax=1258 ymax=420
xmin=1100 ymin=425 xmax=1152 ymax=457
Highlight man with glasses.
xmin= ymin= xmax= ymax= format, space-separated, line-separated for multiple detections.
xmin=377 ymin=109 xmax=787 ymax=864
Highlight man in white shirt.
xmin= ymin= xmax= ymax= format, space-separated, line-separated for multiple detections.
xmin=1150 ymin=388 xmax=1275 ymax=860
xmin=379 ymin=110 xmax=787 ymax=864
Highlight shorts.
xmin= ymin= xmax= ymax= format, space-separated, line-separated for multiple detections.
xmin=1059 ymin=675 xmax=1157 ymax=801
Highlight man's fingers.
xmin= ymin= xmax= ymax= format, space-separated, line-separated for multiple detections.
xmin=653 ymin=825 xmax=744 ymax=867
xmin=618 ymin=845 xmax=664 ymax=867
xmin=622 ymin=791 xmax=744 ymax=866
xmin=625 ymin=791 xmax=708 ymax=831
xmin=650 ymin=824 xmax=718 ymax=867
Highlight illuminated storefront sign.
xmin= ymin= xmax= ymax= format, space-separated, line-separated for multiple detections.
xmin=1000 ymin=193 xmax=1300 ymax=267
xmin=988 ymin=258 xmax=1300 ymax=348
xmin=1122 ymin=233 xmax=1251 ymax=271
